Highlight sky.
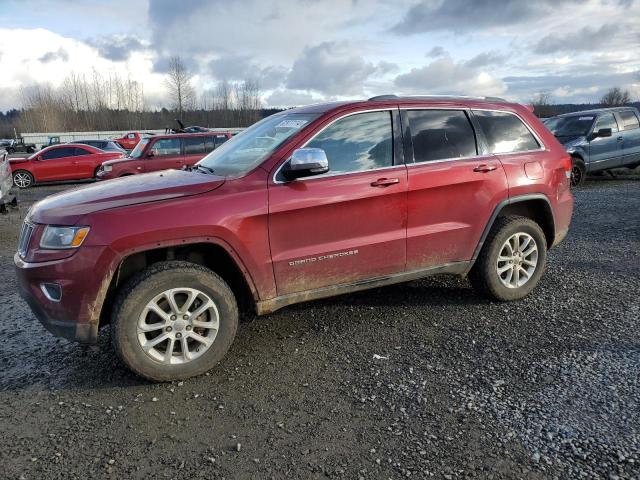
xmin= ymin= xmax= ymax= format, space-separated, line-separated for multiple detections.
xmin=0 ymin=0 xmax=639 ymax=111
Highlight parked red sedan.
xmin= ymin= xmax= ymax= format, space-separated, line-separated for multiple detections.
xmin=10 ymin=144 xmax=124 ymax=188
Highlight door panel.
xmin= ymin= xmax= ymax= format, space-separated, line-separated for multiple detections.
xmin=72 ymin=148 xmax=99 ymax=179
xmin=147 ymin=138 xmax=184 ymax=172
xmin=36 ymin=148 xmax=77 ymax=181
xmin=268 ymin=166 xmax=408 ymax=295
xmin=588 ymin=113 xmax=622 ymax=171
xmin=406 ymin=157 xmax=508 ymax=270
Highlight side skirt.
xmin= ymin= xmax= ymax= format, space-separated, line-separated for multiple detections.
xmin=256 ymin=261 xmax=470 ymax=315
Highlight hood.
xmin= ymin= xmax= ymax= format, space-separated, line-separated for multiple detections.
xmin=102 ymin=156 xmax=136 ymax=166
xmin=555 ymin=134 xmax=585 ymax=147
xmin=28 ymin=169 xmax=225 ymax=225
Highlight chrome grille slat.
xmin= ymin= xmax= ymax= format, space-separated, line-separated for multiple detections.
xmin=18 ymin=222 xmax=35 ymax=258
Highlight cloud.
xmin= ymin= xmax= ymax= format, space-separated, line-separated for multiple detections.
xmin=427 ymin=46 xmax=446 ymax=58
xmin=286 ymin=41 xmax=378 ymax=95
xmin=87 ymin=35 xmax=146 ymax=61
xmin=534 ymin=24 xmax=618 ymax=54
xmin=208 ymin=55 xmax=288 ymax=89
xmin=464 ymin=51 xmax=509 ymax=68
xmin=39 ymin=48 xmax=68 ymax=63
xmin=392 ymin=0 xmax=579 ymax=34
xmin=394 ymin=57 xmax=506 ymax=96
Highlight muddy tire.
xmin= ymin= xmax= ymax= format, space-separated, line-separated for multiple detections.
xmin=469 ymin=216 xmax=547 ymax=302
xmin=111 ymin=261 xmax=238 ymax=382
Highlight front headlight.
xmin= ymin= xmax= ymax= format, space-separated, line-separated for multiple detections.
xmin=40 ymin=226 xmax=90 ymax=249
xmin=102 ymin=165 xmax=112 ymax=172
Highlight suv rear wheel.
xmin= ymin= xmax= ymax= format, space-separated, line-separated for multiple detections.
xmin=111 ymin=261 xmax=238 ymax=381
xmin=469 ymin=216 xmax=547 ymax=301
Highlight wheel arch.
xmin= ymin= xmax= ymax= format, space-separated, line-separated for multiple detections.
xmin=98 ymin=239 xmax=259 ymax=330
xmin=470 ymin=194 xmax=556 ymax=266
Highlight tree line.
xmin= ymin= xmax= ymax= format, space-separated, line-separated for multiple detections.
xmin=0 ymin=56 xmax=279 ymax=137
xmin=530 ymin=87 xmax=636 ymax=118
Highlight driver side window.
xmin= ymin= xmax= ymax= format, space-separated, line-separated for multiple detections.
xmin=305 ymin=111 xmax=393 ymax=175
xmin=594 ymin=114 xmax=618 ymax=133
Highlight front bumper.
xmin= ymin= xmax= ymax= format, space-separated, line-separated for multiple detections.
xmin=14 ymin=246 xmax=119 ymax=344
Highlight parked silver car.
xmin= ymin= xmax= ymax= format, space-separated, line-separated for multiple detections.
xmin=545 ymin=107 xmax=640 ymax=186
xmin=0 ymin=149 xmax=16 ymax=213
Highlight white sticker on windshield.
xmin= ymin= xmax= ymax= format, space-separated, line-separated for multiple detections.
xmin=578 ymin=116 xmax=594 ymax=120
xmin=276 ymin=119 xmax=308 ymax=129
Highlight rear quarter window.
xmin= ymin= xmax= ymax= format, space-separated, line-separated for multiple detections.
xmin=473 ymin=110 xmax=540 ymax=154
xmin=619 ymin=111 xmax=640 ymax=130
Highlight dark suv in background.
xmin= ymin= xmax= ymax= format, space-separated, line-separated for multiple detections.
xmin=545 ymin=107 xmax=640 ymax=186
xmin=16 ymin=95 xmax=573 ymax=381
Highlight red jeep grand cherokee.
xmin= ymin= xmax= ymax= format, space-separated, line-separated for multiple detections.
xmin=15 ymin=96 xmax=573 ymax=381
xmin=96 ymin=132 xmax=233 ymax=180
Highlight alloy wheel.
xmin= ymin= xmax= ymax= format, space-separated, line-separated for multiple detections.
xmin=496 ymin=232 xmax=538 ymax=289
xmin=137 ymin=288 xmax=220 ymax=365
xmin=13 ymin=172 xmax=32 ymax=188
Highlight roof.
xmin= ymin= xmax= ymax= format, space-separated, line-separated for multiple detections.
xmin=557 ymin=106 xmax=639 ymax=117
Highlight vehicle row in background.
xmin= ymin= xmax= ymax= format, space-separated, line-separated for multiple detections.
xmin=544 ymin=106 xmax=640 ymax=186
xmin=0 ymin=137 xmax=37 ymax=154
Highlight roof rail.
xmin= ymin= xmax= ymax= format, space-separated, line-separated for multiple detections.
xmin=368 ymin=94 xmax=507 ymax=102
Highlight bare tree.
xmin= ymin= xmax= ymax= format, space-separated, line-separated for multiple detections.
xmin=165 ymin=56 xmax=195 ymax=120
xmin=600 ymin=87 xmax=631 ymax=107
xmin=530 ymin=91 xmax=556 ymax=118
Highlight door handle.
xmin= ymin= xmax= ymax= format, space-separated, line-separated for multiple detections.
xmin=617 ymin=136 xmax=624 ymax=141
xmin=371 ymin=177 xmax=400 ymax=187
xmin=473 ymin=164 xmax=497 ymax=173
xmin=136 ymin=166 xmax=143 ymax=171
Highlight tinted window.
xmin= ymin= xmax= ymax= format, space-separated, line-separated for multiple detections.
xmin=150 ymin=138 xmax=181 ymax=156
xmin=407 ymin=110 xmax=477 ymax=162
xmin=306 ymin=111 xmax=393 ymax=174
xmin=619 ymin=111 xmax=640 ymax=130
xmin=594 ymin=113 xmax=619 ymax=133
xmin=474 ymin=110 xmax=540 ymax=153
xmin=42 ymin=147 xmax=75 ymax=160
xmin=74 ymin=147 xmax=92 ymax=155
xmin=184 ymin=137 xmax=206 ymax=154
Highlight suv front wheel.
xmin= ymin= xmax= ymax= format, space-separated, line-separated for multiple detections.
xmin=469 ymin=216 xmax=547 ymax=301
xmin=111 ymin=261 xmax=238 ymax=381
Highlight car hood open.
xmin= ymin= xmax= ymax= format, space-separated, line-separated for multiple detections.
xmin=28 ymin=169 xmax=225 ymax=225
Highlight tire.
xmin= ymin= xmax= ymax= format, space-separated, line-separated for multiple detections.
xmin=111 ymin=261 xmax=239 ymax=382
xmin=469 ymin=216 xmax=547 ymax=302
xmin=26 ymin=147 xmax=34 ymax=153
xmin=570 ymin=158 xmax=586 ymax=187
xmin=12 ymin=170 xmax=34 ymax=189
xmin=7 ymin=147 xmax=14 ymax=154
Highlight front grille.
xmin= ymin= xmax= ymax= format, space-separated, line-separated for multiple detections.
xmin=18 ymin=222 xmax=35 ymax=258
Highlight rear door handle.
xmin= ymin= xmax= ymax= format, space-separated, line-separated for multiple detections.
xmin=371 ymin=177 xmax=400 ymax=187
xmin=617 ymin=136 xmax=624 ymax=141
xmin=473 ymin=164 xmax=497 ymax=173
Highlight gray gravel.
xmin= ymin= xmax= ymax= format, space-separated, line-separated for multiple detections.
xmin=0 ymin=176 xmax=638 ymax=479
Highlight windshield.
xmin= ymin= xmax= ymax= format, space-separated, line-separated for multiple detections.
xmin=545 ymin=115 xmax=595 ymax=137
xmin=129 ymin=138 xmax=150 ymax=158
xmin=198 ymin=113 xmax=320 ymax=177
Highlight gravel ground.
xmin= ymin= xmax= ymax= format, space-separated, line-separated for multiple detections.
xmin=0 ymin=176 xmax=638 ymax=480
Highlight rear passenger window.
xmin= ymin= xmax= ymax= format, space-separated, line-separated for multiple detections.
xmin=184 ymin=137 xmax=206 ymax=154
xmin=473 ymin=110 xmax=540 ymax=154
xmin=619 ymin=111 xmax=640 ymax=130
xmin=74 ymin=147 xmax=92 ymax=156
xmin=306 ymin=111 xmax=393 ymax=174
xmin=407 ymin=110 xmax=477 ymax=162
xmin=214 ymin=135 xmax=229 ymax=147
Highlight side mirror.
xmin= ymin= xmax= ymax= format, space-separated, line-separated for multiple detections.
xmin=282 ymin=148 xmax=329 ymax=181
xmin=593 ymin=128 xmax=612 ymax=139
xmin=146 ymin=150 xmax=155 ymax=158
xmin=36 ymin=155 xmax=43 ymax=161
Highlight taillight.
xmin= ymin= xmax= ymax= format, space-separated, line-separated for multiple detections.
xmin=561 ymin=155 xmax=572 ymax=172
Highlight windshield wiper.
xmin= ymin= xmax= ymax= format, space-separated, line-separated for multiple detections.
xmin=196 ymin=165 xmax=216 ymax=174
